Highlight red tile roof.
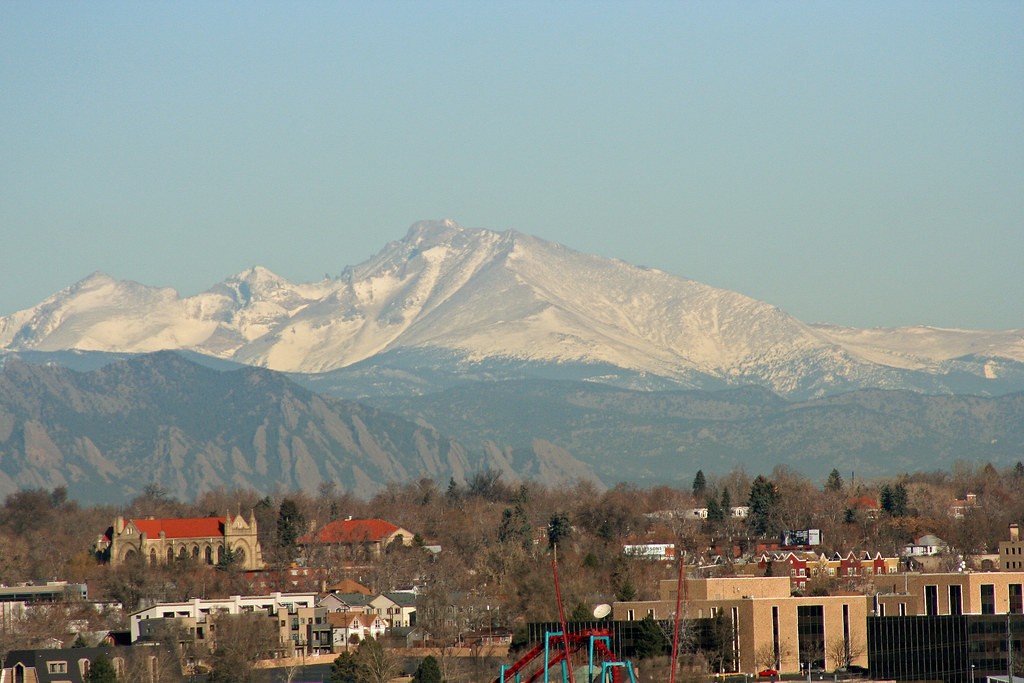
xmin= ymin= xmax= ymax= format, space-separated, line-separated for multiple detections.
xmin=299 ymin=518 xmax=401 ymax=545
xmin=132 ymin=516 xmax=228 ymax=539
xmin=848 ymin=495 xmax=879 ymax=510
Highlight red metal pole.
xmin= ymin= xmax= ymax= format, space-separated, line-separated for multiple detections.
xmin=552 ymin=544 xmax=577 ymax=683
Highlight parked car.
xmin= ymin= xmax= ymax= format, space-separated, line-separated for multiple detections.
xmin=758 ymin=670 xmax=778 ymax=678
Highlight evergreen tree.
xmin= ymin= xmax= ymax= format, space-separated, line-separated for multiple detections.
xmin=706 ymin=497 xmax=725 ymax=523
xmin=720 ymin=487 xmax=732 ymax=513
xmin=825 ymin=469 xmax=844 ymax=492
xmin=634 ymin=614 xmax=668 ymax=660
xmin=891 ymin=482 xmax=909 ymax=517
xmin=498 ymin=503 xmax=532 ymax=548
xmin=445 ymin=477 xmax=462 ymax=506
xmin=329 ymin=651 xmax=362 ymax=683
xmin=705 ymin=612 xmax=735 ymax=673
xmin=692 ymin=470 xmax=707 ymax=497
xmin=616 ymin=577 xmax=638 ymax=602
xmin=880 ymin=483 xmax=909 ymax=517
xmin=1015 ymin=461 xmax=1024 ymax=480
xmin=276 ymin=498 xmax=304 ymax=550
xmin=747 ymin=475 xmax=779 ymax=536
xmin=879 ymin=484 xmax=894 ymax=514
xmin=86 ymin=653 xmax=118 ymax=683
xmin=547 ymin=512 xmax=571 ymax=549
xmin=570 ymin=602 xmax=593 ymax=622
xmin=412 ymin=655 xmax=443 ymax=683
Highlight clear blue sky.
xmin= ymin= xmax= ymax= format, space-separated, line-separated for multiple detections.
xmin=2 ymin=2 xmax=1021 ymax=330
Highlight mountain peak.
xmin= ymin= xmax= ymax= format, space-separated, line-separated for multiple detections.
xmin=403 ymin=219 xmax=468 ymax=246
xmin=2 ymin=221 xmax=1022 ymax=396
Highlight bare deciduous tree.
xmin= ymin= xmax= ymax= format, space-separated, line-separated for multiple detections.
xmin=355 ymin=636 xmax=399 ymax=683
xmin=826 ymin=633 xmax=865 ymax=671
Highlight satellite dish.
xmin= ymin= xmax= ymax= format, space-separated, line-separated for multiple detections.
xmin=593 ymin=603 xmax=611 ymax=619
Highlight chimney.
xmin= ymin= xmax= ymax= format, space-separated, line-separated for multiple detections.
xmin=1011 ymin=523 xmax=1020 ymax=542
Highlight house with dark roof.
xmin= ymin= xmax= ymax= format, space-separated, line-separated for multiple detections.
xmin=319 ymin=592 xmax=373 ymax=613
xmin=297 ymin=518 xmax=413 ymax=559
xmin=369 ymin=592 xmax=418 ymax=628
xmin=1 ymin=646 xmax=145 ymax=683
xmin=98 ymin=513 xmax=263 ymax=570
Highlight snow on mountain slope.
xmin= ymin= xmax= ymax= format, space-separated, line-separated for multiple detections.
xmin=1 ymin=220 xmax=1021 ymax=396
xmin=811 ymin=324 xmax=1024 ymax=367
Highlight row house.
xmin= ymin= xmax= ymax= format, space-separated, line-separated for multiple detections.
xmin=758 ymin=551 xmax=899 ymax=591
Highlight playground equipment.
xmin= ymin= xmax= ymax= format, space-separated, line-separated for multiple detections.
xmin=492 ymin=628 xmax=637 ymax=683
xmin=495 ymin=547 xmax=639 ymax=683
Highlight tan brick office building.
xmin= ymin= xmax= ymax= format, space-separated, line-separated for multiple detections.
xmin=614 ymin=576 xmax=867 ymax=674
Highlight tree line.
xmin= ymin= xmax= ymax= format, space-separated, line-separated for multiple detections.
xmin=3 ymin=460 xmax=1024 ymax=680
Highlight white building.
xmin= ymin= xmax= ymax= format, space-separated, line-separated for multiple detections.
xmin=129 ymin=592 xmax=316 ymax=643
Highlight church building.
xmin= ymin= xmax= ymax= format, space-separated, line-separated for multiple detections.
xmin=99 ymin=513 xmax=264 ymax=570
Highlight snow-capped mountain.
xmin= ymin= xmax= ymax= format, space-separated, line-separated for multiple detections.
xmin=1 ymin=220 xmax=1021 ymax=397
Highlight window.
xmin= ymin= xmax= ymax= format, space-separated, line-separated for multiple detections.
xmin=1011 ymin=584 xmax=1023 ymax=614
xmin=949 ymin=585 xmax=963 ymax=616
xmin=771 ymin=606 xmax=781 ymax=669
xmin=48 ymin=661 xmax=68 ymax=673
xmin=925 ymin=585 xmax=938 ymax=616
xmin=797 ymin=605 xmax=825 ymax=670
xmin=982 ymin=584 xmax=996 ymax=615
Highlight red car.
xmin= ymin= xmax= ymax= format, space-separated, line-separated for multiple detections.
xmin=758 ymin=670 xmax=778 ymax=678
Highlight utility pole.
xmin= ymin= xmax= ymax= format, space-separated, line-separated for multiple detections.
xmin=1009 ymin=611 xmax=1014 ymax=682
